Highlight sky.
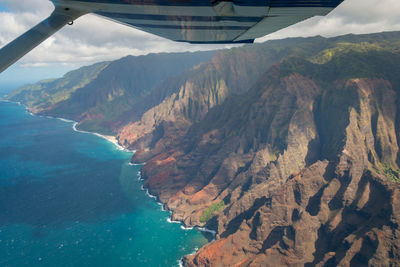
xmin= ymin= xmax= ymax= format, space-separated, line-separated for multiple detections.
xmin=0 ymin=0 xmax=400 ymax=88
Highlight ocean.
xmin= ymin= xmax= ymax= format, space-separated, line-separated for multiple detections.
xmin=0 ymin=100 xmax=209 ymax=267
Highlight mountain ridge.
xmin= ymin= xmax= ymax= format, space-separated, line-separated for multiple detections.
xmin=128 ymin=33 xmax=400 ymax=266
xmin=6 ymin=31 xmax=400 ymax=266
xmin=7 ymin=51 xmax=215 ymax=135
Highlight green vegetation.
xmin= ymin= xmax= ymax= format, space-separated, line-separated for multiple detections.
xmin=200 ymin=201 xmax=225 ymax=223
xmin=6 ymin=61 xmax=110 ymax=111
xmin=382 ymin=164 xmax=400 ymax=183
xmin=371 ymin=163 xmax=400 ymax=183
xmin=309 ymin=42 xmax=384 ymax=64
xmin=6 ymin=32 xmax=400 ymax=138
xmin=269 ymin=146 xmax=280 ymax=162
xmin=280 ymin=48 xmax=400 ymax=84
xmin=7 ymin=51 xmax=215 ymax=134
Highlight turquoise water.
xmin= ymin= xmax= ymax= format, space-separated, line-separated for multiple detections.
xmin=0 ymin=100 xmax=208 ymax=267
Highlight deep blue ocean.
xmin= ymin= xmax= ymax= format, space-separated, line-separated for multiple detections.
xmin=0 ymin=100 xmax=208 ymax=267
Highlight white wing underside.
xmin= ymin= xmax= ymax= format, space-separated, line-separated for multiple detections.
xmin=0 ymin=0 xmax=342 ymax=73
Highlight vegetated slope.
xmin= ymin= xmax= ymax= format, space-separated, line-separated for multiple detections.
xmin=118 ymin=32 xmax=400 ymax=155
xmin=7 ymin=51 xmax=215 ymax=134
xmin=8 ymin=31 xmax=400 ymax=266
xmin=6 ymin=61 xmax=109 ymax=112
xmin=116 ymin=36 xmax=339 ymax=153
xmin=128 ymin=33 xmax=400 ymax=266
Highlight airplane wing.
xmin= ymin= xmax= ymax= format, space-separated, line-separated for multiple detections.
xmin=0 ymin=0 xmax=344 ymax=73
xmin=93 ymin=0 xmax=343 ymax=43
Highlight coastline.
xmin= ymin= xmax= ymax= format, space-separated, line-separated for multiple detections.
xmin=138 ymin=175 xmax=216 ymax=267
xmin=71 ymin=122 xmax=134 ymax=153
xmin=53 ymin=106 xmax=217 ymax=237
xmin=1 ymin=99 xmax=216 ymax=266
xmin=137 ymin=171 xmax=217 ymax=237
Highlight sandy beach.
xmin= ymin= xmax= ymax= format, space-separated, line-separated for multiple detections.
xmin=101 ymin=135 xmax=119 ymax=147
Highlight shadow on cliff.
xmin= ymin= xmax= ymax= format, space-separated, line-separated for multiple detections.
xmin=305 ymin=171 xmax=393 ymax=266
xmin=220 ymin=197 xmax=268 ymax=238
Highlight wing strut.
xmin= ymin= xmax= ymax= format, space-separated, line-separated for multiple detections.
xmin=0 ymin=7 xmax=87 ymax=73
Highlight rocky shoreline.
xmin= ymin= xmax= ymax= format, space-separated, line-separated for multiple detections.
xmin=5 ymin=98 xmax=215 ymax=266
xmin=120 ymin=59 xmax=400 ymax=266
xmin=6 ymin=32 xmax=400 ymax=266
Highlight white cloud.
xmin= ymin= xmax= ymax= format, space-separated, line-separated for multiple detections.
xmin=257 ymin=0 xmax=400 ymax=42
xmin=0 ymin=0 xmax=234 ymax=68
xmin=1 ymin=0 xmax=399 ymax=69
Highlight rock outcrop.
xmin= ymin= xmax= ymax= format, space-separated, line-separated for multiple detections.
xmin=129 ymin=37 xmax=400 ymax=266
xmin=9 ymin=31 xmax=400 ymax=266
xmin=7 ymin=51 xmax=215 ymax=134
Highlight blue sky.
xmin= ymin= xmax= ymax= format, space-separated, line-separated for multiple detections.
xmin=0 ymin=3 xmax=9 ymax=12
xmin=1 ymin=0 xmax=400 ymax=91
xmin=1 ymin=63 xmax=75 ymax=89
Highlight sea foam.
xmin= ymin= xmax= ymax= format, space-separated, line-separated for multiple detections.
xmin=71 ymin=122 xmax=134 ymax=152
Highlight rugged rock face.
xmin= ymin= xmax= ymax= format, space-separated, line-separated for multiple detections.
xmin=7 ymin=51 xmax=215 ymax=134
xmin=8 ymin=31 xmax=400 ymax=266
xmin=118 ymin=37 xmax=337 ymax=156
xmin=184 ymin=163 xmax=400 ymax=267
xmin=117 ymin=45 xmax=290 ymax=151
xmin=132 ymin=41 xmax=400 ymax=265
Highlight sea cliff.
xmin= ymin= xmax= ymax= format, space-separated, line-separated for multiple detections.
xmin=8 ymin=31 xmax=400 ymax=266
